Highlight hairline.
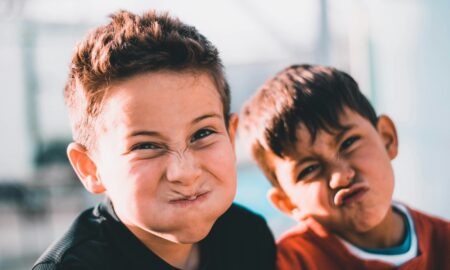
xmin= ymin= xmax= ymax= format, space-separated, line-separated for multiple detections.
xmin=82 ymin=67 xmax=230 ymax=152
xmin=254 ymin=106 xmax=379 ymax=188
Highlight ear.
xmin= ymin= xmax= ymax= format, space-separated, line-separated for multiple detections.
xmin=227 ymin=113 xmax=239 ymax=147
xmin=376 ymin=115 xmax=398 ymax=160
xmin=267 ymin=187 xmax=298 ymax=217
xmin=67 ymin=142 xmax=106 ymax=194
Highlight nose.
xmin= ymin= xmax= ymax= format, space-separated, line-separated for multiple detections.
xmin=328 ymin=160 xmax=355 ymax=189
xmin=165 ymin=150 xmax=201 ymax=185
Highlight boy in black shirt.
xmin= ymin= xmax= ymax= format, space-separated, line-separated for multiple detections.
xmin=32 ymin=9 xmax=275 ymax=270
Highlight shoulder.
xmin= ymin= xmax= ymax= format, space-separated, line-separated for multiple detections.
xmin=404 ymin=206 xmax=450 ymax=269
xmin=32 ymin=205 xmax=113 ymax=270
xmin=218 ymin=203 xmax=266 ymax=224
xmin=406 ymin=206 xmax=450 ymax=234
xmin=406 ymin=206 xmax=450 ymax=242
xmin=277 ymin=221 xmax=319 ymax=255
xmin=407 ymin=206 xmax=449 ymax=226
xmin=277 ymin=217 xmax=331 ymax=246
xmin=276 ymin=219 xmax=346 ymax=268
xmin=214 ymin=203 xmax=273 ymax=239
xmin=212 ymin=202 xmax=273 ymax=237
xmin=205 ymin=203 xmax=276 ymax=270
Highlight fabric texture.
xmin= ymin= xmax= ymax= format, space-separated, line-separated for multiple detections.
xmin=276 ymin=205 xmax=450 ymax=270
xmin=32 ymin=200 xmax=276 ymax=270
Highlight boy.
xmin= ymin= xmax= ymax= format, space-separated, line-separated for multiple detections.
xmin=33 ymin=10 xmax=275 ymax=270
xmin=239 ymin=64 xmax=450 ymax=269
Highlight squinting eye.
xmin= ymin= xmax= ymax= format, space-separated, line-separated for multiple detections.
xmin=131 ymin=143 xmax=160 ymax=151
xmin=341 ymin=136 xmax=360 ymax=150
xmin=297 ymin=164 xmax=319 ymax=181
xmin=191 ymin=129 xmax=215 ymax=142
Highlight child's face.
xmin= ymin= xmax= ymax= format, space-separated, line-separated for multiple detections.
xmin=81 ymin=71 xmax=237 ymax=244
xmin=268 ymin=108 xmax=398 ymax=236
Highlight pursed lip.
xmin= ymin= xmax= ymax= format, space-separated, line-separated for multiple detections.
xmin=334 ymin=183 xmax=369 ymax=207
xmin=168 ymin=190 xmax=210 ymax=206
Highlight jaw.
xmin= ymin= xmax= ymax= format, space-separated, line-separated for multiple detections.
xmin=334 ymin=204 xmax=398 ymax=248
xmin=168 ymin=220 xmax=216 ymax=244
xmin=150 ymin=201 xmax=229 ymax=244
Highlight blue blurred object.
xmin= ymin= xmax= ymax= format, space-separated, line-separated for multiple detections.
xmin=235 ymin=164 xmax=295 ymax=237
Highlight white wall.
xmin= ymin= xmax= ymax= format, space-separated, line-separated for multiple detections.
xmin=0 ymin=21 xmax=33 ymax=180
xmin=366 ymin=0 xmax=450 ymax=219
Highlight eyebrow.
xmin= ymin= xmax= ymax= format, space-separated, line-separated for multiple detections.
xmin=334 ymin=124 xmax=356 ymax=144
xmin=295 ymin=124 xmax=357 ymax=166
xmin=306 ymin=123 xmax=355 ymax=147
xmin=191 ymin=113 xmax=222 ymax=125
xmin=127 ymin=113 xmax=222 ymax=138
xmin=294 ymin=156 xmax=316 ymax=167
xmin=128 ymin=130 xmax=164 ymax=139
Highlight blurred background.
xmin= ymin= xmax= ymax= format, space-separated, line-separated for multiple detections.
xmin=1 ymin=0 xmax=449 ymax=269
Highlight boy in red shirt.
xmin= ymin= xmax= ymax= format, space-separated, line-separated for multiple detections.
xmin=239 ymin=64 xmax=449 ymax=269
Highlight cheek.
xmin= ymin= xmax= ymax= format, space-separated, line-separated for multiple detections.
xmin=97 ymin=157 xmax=127 ymax=190
xmin=128 ymin=158 xmax=163 ymax=178
xmin=305 ymin=183 xmax=330 ymax=208
xmin=377 ymin=164 xmax=395 ymax=199
xmin=289 ymin=182 xmax=330 ymax=210
xmin=353 ymin=147 xmax=395 ymax=200
xmin=199 ymin=142 xmax=237 ymax=184
xmin=111 ymin=161 xmax=164 ymax=221
xmin=127 ymin=159 xmax=165 ymax=193
xmin=356 ymin=147 xmax=394 ymax=182
xmin=104 ymin=159 xmax=163 ymax=204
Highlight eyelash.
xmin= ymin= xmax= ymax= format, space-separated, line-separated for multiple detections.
xmin=190 ymin=128 xmax=216 ymax=143
xmin=297 ymin=164 xmax=320 ymax=181
xmin=340 ymin=136 xmax=360 ymax=150
xmin=130 ymin=142 xmax=161 ymax=151
xmin=130 ymin=128 xmax=216 ymax=152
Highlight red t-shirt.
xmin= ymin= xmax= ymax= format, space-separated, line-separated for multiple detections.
xmin=276 ymin=207 xmax=450 ymax=270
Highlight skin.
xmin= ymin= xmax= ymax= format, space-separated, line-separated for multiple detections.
xmin=67 ymin=70 xmax=238 ymax=269
xmin=268 ymin=108 xmax=405 ymax=249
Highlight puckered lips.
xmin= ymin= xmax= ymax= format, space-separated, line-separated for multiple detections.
xmin=168 ymin=190 xmax=210 ymax=207
xmin=334 ymin=182 xmax=369 ymax=207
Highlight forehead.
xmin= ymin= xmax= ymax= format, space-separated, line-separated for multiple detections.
xmin=284 ymin=108 xmax=372 ymax=156
xmin=98 ymin=71 xmax=224 ymax=131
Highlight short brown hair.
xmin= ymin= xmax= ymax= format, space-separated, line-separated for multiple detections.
xmin=239 ymin=64 xmax=377 ymax=187
xmin=65 ymin=10 xmax=230 ymax=151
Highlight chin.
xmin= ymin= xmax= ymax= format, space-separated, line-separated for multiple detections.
xmin=353 ymin=221 xmax=376 ymax=233
xmin=170 ymin=224 xmax=214 ymax=244
xmin=354 ymin=210 xmax=386 ymax=233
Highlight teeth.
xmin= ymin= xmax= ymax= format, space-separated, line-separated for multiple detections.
xmin=187 ymin=195 xmax=197 ymax=201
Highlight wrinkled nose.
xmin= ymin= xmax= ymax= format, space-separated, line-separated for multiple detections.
xmin=165 ymin=150 xmax=201 ymax=185
xmin=329 ymin=161 xmax=355 ymax=189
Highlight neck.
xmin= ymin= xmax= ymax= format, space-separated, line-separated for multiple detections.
xmin=342 ymin=207 xmax=406 ymax=249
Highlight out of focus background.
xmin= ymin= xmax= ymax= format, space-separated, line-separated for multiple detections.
xmin=0 ymin=0 xmax=449 ymax=269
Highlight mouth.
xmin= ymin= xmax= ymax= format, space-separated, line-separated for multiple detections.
xmin=169 ymin=191 xmax=210 ymax=207
xmin=334 ymin=183 xmax=369 ymax=207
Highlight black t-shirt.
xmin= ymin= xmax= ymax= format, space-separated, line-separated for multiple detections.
xmin=32 ymin=200 xmax=276 ymax=270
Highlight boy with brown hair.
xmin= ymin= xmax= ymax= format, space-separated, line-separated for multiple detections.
xmin=32 ymin=10 xmax=275 ymax=270
xmin=239 ymin=64 xmax=450 ymax=269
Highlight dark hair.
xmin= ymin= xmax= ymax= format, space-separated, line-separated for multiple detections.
xmin=65 ymin=9 xmax=230 ymax=151
xmin=239 ymin=64 xmax=377 ymax=187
